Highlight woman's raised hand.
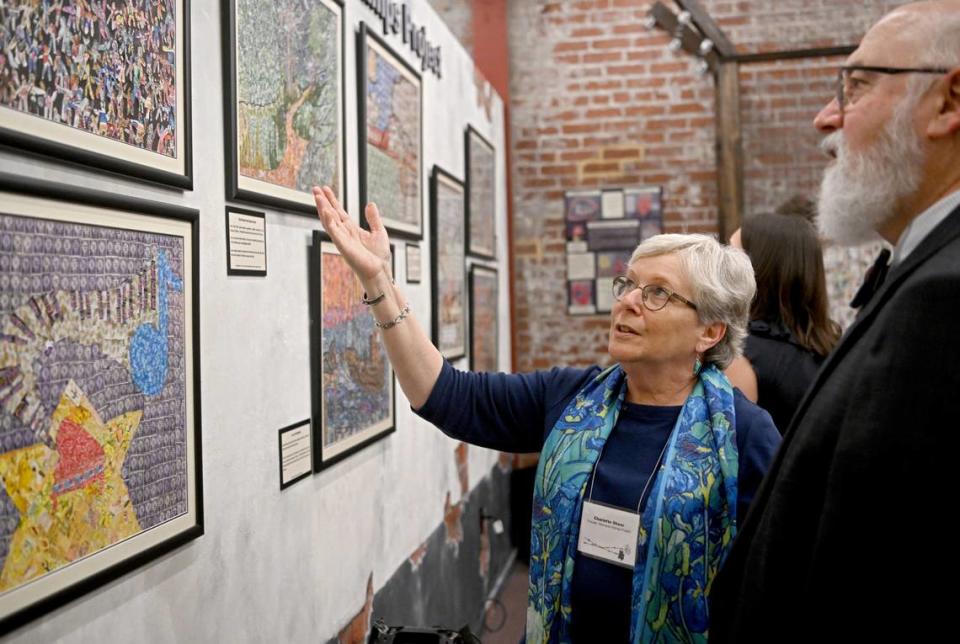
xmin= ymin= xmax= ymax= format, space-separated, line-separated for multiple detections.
xmin=313 ymin=185 xmax=391 ymax=283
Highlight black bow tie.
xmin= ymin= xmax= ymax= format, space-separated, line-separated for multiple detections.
xmin=850 ymin=248 xmax=891 ymax=309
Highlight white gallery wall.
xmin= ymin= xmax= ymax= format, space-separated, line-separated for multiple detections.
xmin=0 ymin=0 xmax=509 ymax=640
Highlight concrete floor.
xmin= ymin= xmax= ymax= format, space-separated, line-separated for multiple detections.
xmin=480 ymin=561 xmax=528 ymax=643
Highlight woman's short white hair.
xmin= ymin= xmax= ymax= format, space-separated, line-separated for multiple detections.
xmin=629 ymin=233 xmax=755 ymax=369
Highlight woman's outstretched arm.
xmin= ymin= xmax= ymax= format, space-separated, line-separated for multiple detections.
xmin=313 ymin=186 xmax=443 ymax=409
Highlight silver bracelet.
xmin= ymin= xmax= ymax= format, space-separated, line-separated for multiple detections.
xmin=375 ymin=304 xmax=410 ymax=330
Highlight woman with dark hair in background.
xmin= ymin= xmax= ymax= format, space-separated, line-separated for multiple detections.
xmin=727 ymin=213 xmax=841 ymax=434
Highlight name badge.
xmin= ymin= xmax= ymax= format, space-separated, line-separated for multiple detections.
xmin=577 ymin=500 xmax=640 ymax=569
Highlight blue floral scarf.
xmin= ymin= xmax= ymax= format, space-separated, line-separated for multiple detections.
xmin=526 ymin=364 xmax=739 ymax=643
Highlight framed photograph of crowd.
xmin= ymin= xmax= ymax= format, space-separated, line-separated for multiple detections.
xmin=309 ymin=233 xmax=395 ymax=471
xmin=357 ymin=22 xmax=423 ymax=240
xmin=465 ymin=126 xmax=496 ymax=259
xmin=469 ymin=265 xmax=499 ymax=373
xmin=0 ymin=174 xmax=202 ymax=633
xmin=430 ymin=166 xmax=467 ymax=361
xmin=0 ymin=1 xmax=193 ymax=189
xmin=223 ymin=0 xmax=345 ymax=214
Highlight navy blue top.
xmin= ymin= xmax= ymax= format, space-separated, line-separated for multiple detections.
xmin=416 ymin=361 xmax=781 ymax=642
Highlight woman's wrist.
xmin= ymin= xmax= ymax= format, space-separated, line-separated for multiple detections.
xmin=361 ymin=270 xmax=408 ymax=316
xmin=360 ymin=269 xmax=393 ymax=300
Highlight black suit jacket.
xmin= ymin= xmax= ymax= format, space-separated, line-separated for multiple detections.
xmin=710 ymin=202 xmax=960 ymax=642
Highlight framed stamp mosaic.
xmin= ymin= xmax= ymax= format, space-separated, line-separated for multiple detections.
xmin=469 ymin=265 xmax=498 ymax=373
xmin=465 ymin=126 xmax=496 ymax=259
xmin=309 ymin=233 xmax=395 ymax=471
xmin=0 ymin=174 xmax=201 ymax=633
xmin=430 ymin=166 xmax=466 ymax=361
xmin=0 ymin=1 xmax=193 ymax=189
xmin=223 ymin=0 xmax=345 ymax=214
xmin=357 ymin=22 xmax=422 ymax=239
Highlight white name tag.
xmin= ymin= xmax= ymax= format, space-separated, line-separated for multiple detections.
xmin=577 ymin=500 xmax=640 ymax=569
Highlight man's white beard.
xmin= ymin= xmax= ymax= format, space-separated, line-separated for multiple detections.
xmin=816 ymin=97 xmax=925 ymax=246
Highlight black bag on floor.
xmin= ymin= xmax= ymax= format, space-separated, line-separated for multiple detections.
xmin=368 ymin=618 xmax=481 ymax=644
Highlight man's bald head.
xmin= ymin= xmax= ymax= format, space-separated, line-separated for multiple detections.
xmin=871 ymin=1 xmax=960 ymax=67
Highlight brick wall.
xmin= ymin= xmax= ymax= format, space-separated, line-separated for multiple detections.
xmin=422 ymin=0 xmax=908 ymax=372
xmin=427 ymin=0 xmax=474 ymax=54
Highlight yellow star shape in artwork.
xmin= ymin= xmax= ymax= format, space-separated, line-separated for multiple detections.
xmin=0 ymin=380 xmax=142 ymax=591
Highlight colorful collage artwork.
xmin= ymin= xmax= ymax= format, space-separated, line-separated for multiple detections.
xmin=565 ymin=186 xmax=663 ymax=315
xmin=231 ymin=0 xmax=343 ymax=211
xmin=312 ymin=238 xmax=393 ymax=470
xmin=469 ymin=266 xmax=498 ymax=373
xmin=431 ymin=168 xmax=466 ymax=360
xmin=360 ymin=24 xmax=422 ymax=238
xmin=0 ymin=1 xmax=190 ymax=185
xmin=0 ymin=182 xmax=199 ymax=627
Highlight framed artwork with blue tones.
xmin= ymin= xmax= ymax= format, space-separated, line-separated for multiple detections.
xmin=309 ymin=233 xmax=394 ymax=471
xmin=465 ymin=126 xmax=496 ymax=259
xmin=430 ymin=166 xmax=467 ymax=361
xmin=0 ymin=1 xmax=193 ymax=189
xmin=357 ymin=22 xmax=423 ymax=240
xmin=0 ymin=174 xmax=201 ymax=633
xmin=223 ymin=0 xmax=346 ymax=214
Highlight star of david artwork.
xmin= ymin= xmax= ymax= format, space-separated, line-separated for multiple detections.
xmin=0 ymin=178 xmax=200 ymax=633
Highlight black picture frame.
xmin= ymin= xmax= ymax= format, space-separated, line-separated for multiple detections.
xmin=0 ymin=173 xmax=202 ymax=634
xmin=465 ymin=125 xmax=497 ymax=259
xmin=469 ymin=264 xmax=499 ymax=373
xmin=225 ymin=206 xmax=267 ymax=277
xmin=0 ymin=1 xmax=193 ymax=189
xmin=357 ymin=22 xmax=424 ymax=240
xmin=278 ymin=419 xmax=312 ymax=490
xmin=430 ymin=165 xmax=467 ymax=361
xmin=308 ymin=232 xmax=395 ymax=471
xmin=222 ymin=0 xmax=346 ymax=215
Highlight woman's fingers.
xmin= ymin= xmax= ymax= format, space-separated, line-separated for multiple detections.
xmin=365 ymin=202 xmax=385 ymax=234
xmin=314 ymin=186 xmax=352 ymax=241
xmin=313 ymin=187 xmax=334 ymax=223
xmin=322 ymin=186 xmax=350 ymax=224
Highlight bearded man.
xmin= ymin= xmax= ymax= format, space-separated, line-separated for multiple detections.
xmin=710 ymin=2 xmax=960 ymax=641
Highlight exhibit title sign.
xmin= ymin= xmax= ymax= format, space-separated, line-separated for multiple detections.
xmin=361 ymin=0 xmax=443 ymax=78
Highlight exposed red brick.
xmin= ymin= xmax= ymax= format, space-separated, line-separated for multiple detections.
xmin=338 ymin=573 xmax=374 ymax=644
xmin=499 ymin=0 xmax=902 ymax=373
xmin=443 ymin=491 xmax=464 ymax=555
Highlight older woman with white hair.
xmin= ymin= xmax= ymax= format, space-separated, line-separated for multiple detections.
xmin=313 ymin=186 xmax=780 ymax=643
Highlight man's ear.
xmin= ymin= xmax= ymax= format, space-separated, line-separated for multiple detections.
xmin=927 ymin=67 xmax=960 ymax=139
xmin=696 ymin=321 xmax=726 ymax=355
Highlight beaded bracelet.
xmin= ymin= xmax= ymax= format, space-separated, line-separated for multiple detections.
xmin=375 ymin=304 xmax=411 ymax=330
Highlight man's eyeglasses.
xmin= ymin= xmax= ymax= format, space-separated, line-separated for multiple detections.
xmin=611 ymin=277 xmax=697 ymax=312
xmin=837 ymin=64 xmax=950 ymax=111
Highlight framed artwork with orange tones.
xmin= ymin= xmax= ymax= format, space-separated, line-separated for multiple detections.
xmin=0 ymin=174 xmax=202 ymax=633
xmin=469 ymin=265 xmax=499 ymax=373
xmin=223 ymin=0 xmax=346 ymax=214
xmin=309 ymin=234 xmax=395 ymax=471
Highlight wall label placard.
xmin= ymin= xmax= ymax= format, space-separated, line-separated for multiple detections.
xmin=360 ymin=0 xmax=442 ymax=77
xmin=226 ymin=207 xmax=267 ymax=276
xmin=279 ymin=420 xmax=312 ymax=490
